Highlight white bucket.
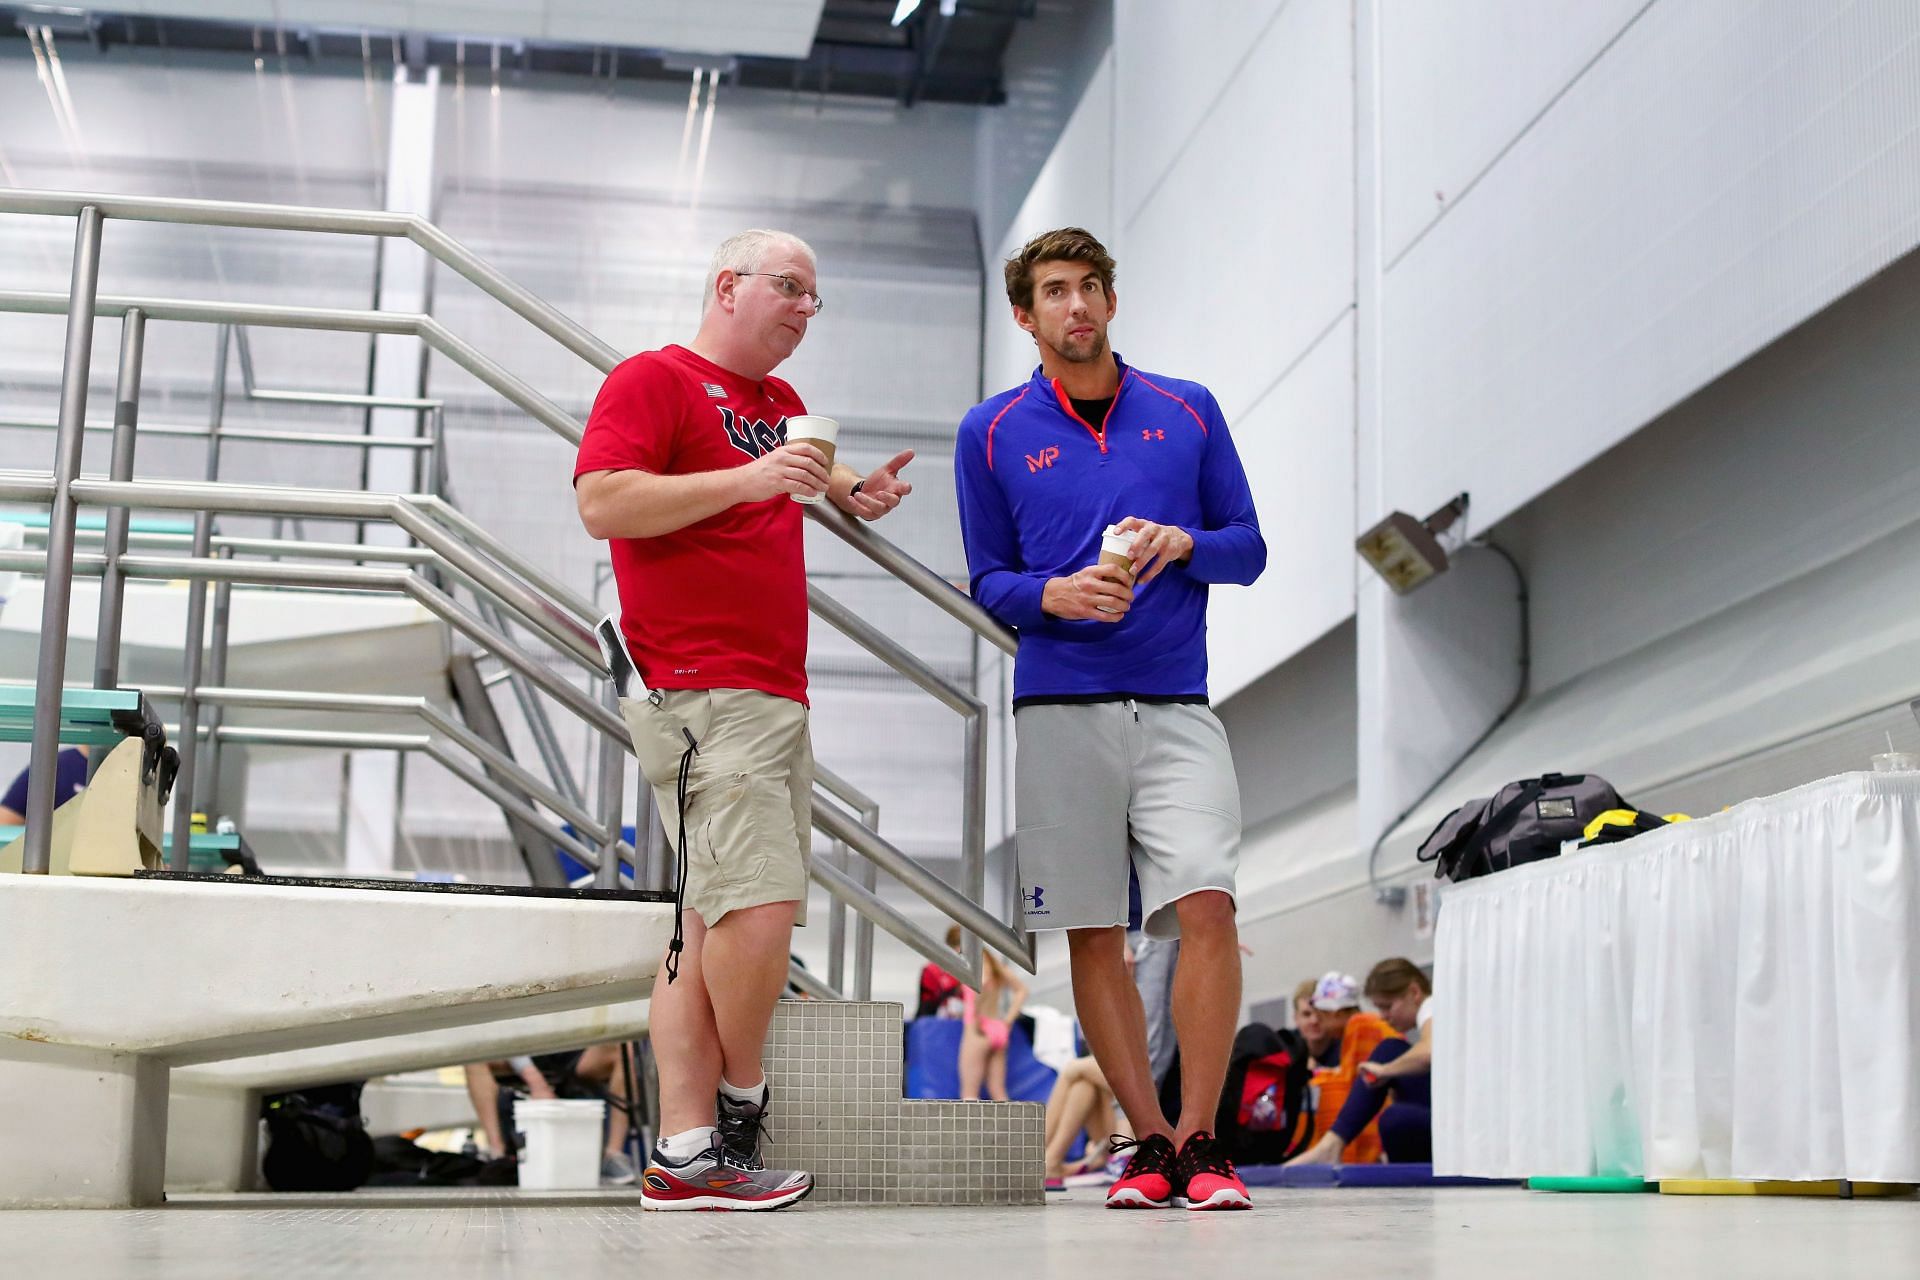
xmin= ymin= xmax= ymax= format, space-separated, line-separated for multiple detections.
xmin=514 ymin=1098 xmax=605 ymax=1190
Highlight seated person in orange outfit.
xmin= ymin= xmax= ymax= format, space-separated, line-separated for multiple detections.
xmin=1288 ymin=971 xmax=1399 ymax=1165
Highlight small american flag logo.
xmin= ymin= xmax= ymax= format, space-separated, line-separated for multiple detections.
xmin=702 ymin=382 xmax=728 ymax=399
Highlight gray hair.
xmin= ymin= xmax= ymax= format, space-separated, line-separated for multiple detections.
xmin=705 ymin=229 xmax=816 ymax=313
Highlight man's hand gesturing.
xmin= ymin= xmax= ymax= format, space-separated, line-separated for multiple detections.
xmin=1042 ymin=564 xmax=1134 ymax=622
xmin=738 ymin=442 xmax=830 ymax=503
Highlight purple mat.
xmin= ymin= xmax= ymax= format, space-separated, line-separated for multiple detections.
xmin=1239 ymin=1163 xmax=1516 ymax=1188
xmin=1240 ymin=1164 xmax=1337 ymax=1187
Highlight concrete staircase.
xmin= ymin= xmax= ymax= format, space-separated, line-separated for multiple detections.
xmin=762 ymin=1000 xmax=1043 ymax=1206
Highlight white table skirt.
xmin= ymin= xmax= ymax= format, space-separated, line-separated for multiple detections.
xmin=1433 ymin=771 xmax=1920 ymax=1181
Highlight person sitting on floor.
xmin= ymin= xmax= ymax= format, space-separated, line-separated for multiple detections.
xmin=1287 ymin=960 xmax=1432 ymax=1165
xmin=1293 ymin=978 xmax=1342 ymax=1070
xmin=1287 ymin=971 xmax=1400 ymax=1165
xmin=462 ymin=1043 xmax=642 ymax=1185
xmin=1043 ymin=1053 xmax=1131 ymax=1190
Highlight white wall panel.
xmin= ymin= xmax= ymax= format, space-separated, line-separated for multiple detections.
xmin=1207 ymin=314 xmax=1355 ymax=702
xmin=1380 ymin=0 xmax=1920 ymax=530
xmin=1217 ymin=619 xmax=1357 ymax=831
xmin=1118 ymin=0 xmax=1353 ymax=423
xmin=1380 ymin=0 xmax=1646 ymax=263
xmin=1111 ymin=0 xmax=1291 ymax=230
xmin=982 ymin=51 xmax=1114 ymax=397
xmin=1501 ymin=241 xmax=1920 ymax=696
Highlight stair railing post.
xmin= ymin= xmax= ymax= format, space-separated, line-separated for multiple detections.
xmin=170 ymin=323 xmax=231 ymax=869
xmin=23 ymin=205 xmax=104 ymax=875
xmin=93 ymin=306 xmax=145 ymax=698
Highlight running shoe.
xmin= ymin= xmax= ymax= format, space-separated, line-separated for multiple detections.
xmin=600 ymin=1151 xmax=637 ymax=1186
xmin=1103 ymin=1133 xmax=1178 ymax=1209
xmin=717 ymin=1084 xmax=771 ymax=1170
xmin=1173 ymin=1131 xmax=1251 ymax=1211
xmin=640 ymin=1139 xmax=811 ymax=1212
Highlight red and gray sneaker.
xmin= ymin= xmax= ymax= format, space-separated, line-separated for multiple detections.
xmin=640 ymin=1137 xmax=811 ymax=1212
xmin=1174 ymin=1131 xmax=1252 ymax=1211
xmin=1103 ymin=1134 xmax=1178 ymax=1209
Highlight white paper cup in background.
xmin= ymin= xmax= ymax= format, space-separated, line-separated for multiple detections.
xmin=784 ymin=415 xmax=839 ymax=504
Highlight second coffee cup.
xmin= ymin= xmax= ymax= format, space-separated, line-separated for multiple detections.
xmin=784 ymin=414 xmax=839 ymax=505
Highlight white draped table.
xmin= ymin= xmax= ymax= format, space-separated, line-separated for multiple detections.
xmin=1433 ymin=771 xmax=1920 ymax=1181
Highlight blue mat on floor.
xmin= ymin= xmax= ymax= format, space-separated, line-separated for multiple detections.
xmin=903 ymin=1017 xmax=1057 ymax=1103
xmin=1239 ymin=1163 xmax=1517 ymax=1188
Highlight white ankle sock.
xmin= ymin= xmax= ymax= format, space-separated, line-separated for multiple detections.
xmin=656 ymin=1126 xmax=718 ymax=1163
xmin=719 ymin=1075 xmax=766 ymax=1105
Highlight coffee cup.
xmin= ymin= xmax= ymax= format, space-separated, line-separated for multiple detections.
xmin=1095 ymin=525 xmax=1137 ymax=613
xmin=783 ymin=415 xmax=838 ymax=504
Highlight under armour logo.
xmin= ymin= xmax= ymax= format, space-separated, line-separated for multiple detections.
xmin=1025 ymin=446 xmax=1060 ymax=473
xmin=1023 ymin=886 xmax=1046 ymax=912
xmin=1141 ymin=428 xmax=1166 ymax=441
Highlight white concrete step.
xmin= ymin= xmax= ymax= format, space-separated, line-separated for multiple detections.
xmin=0 ymin=873 xmax=670 ymax=1207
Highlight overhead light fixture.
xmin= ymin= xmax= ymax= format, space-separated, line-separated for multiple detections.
xmin=1356 ymin=493 xmax=1469 ymax=595
xmin=892 ymin=0 xmax=922 ymax=25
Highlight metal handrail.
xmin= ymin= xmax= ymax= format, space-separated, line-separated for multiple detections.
xmin=1 ymin=414 xmax=437 ymax=450
xmin=0 ymin=290 xmax=582 ymax=443
xmin=1 ymin=190 xmax=1031 ymax=990
xmin=0 ymin=188 xmax=622 ymax=371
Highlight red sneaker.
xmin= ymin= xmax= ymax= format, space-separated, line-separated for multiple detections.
xmin=1103 ymin=1134 xmax=1178 ymax=1209
xmin=1174 ymin=1132 xmax=1252 ymax=1210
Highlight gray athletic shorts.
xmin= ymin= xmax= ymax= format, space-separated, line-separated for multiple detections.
xmin=1013 ymin=700 xmax=1241 ymax=941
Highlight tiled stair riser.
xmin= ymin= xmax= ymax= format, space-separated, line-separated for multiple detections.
xmin=759 ymin=1000 xmax=1042 ymax=1206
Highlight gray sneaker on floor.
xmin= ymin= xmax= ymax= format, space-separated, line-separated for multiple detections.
xmin=600 ymin=1151 xmax=637 ymax=1186
xmin=640 ymin=1138 xmax=811 ymax=1212
xmin=717 ymin=1085 xmax=772 ymax=1171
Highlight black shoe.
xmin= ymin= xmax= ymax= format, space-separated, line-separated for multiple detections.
xmin=718 ymin=1084 xmax=772 ymax=1171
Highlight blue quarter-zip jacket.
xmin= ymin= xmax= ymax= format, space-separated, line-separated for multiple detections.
xmin=954 ymin=355 xmax=1266 ymax=703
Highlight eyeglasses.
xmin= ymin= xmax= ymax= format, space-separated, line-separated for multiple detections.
xmin=736 ymin=272 xmax=824 ymax=315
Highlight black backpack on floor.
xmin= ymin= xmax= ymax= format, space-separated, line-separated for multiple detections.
xmin=261 ymin=1083 xmax=375 ymax=1192
xmin=1159 ymin=1022 xmax=1313 ymax=1165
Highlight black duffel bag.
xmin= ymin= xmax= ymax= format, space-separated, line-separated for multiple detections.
xmin=1416 ymin=772 xmax=1632 ymax=883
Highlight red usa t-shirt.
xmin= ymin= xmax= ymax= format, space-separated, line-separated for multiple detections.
xmin=574 ymin=344 xmax=809 ymax=705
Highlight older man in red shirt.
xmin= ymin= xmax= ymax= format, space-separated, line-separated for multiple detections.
xmin=575 ymin=229 xmax=912 ymax=1210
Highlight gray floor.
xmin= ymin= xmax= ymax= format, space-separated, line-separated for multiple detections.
xmin=2 ymin=1185 xmax=1914 ymax=1278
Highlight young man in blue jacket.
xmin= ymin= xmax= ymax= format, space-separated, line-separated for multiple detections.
xmin=955 ymin=227 xmax=1267 ymax=1210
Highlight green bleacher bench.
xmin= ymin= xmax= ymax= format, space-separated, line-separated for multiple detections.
xmin=0 ymin=685 xmax=160 ymax=747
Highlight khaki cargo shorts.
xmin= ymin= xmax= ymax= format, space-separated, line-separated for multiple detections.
xmin=620 ymin=688 xmax=812 ymax=928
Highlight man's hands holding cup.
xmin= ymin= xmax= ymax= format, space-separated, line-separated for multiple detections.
xmin=739 ymin=442 xmax=831 ymax=504
xmin=1111 ymin=517 xmax=1194 ymax=586
xmin=1042 ymin=563 xmax=1134 ymax=622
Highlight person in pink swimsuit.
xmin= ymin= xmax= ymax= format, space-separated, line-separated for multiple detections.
xmin=955 ymin=927 xmax=1028 ymax=1101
